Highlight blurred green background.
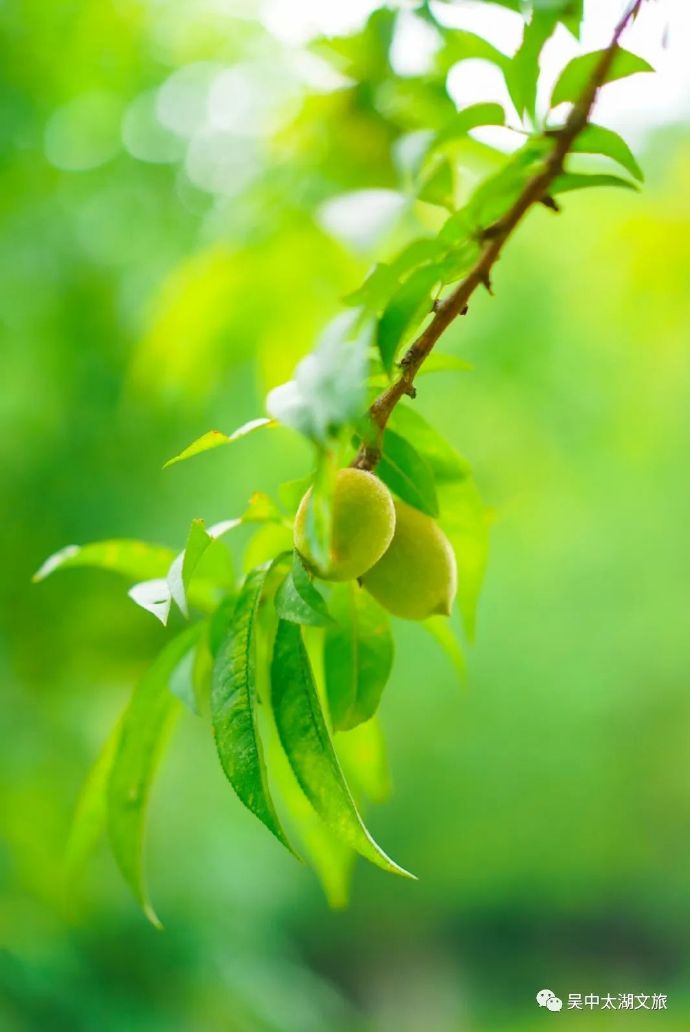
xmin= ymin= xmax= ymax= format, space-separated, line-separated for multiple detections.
xmin=2 ymin=0 xmax=689 ymax=1029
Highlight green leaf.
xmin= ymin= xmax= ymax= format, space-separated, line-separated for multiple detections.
xmin=167 ymin=516 xmax=238 ymax=618
xmin=417 ymin=157 xmax=455 ymax=210
xmin=302 ymin=448 xmax=337 ymax=572
xmin=344 ymin=263 xmax=399 ymax=314
xmin=433 ymin=103 xmax=506 ymax=147
xmin=63 ymin=713 xmax=124 ymax=896
xmin=569 ymin=123 xmax=643 ymax=181
xmin=243 ymin=523 xmax=294 ymax=573
xmin=271 ymin=619 xmax=413 ymax=879
xmin=377 ymin=266 xmax=439 ymax=375
xmin=261 ymin=705 xmax=355 ymax=909
xmin=369 ymin=352 xmax=471 ymax=388
xmin=211 ymin=567 xmax=294 ymax=854
xmin=310 ymin=7 xmax=396 ymax=81
xmin=33 ymin=540 xmax=175 ymax=583
xmin=126 ymin=519 xmax=235 ymax=626
xmin=438 ymin=479 xmax=490 ymax=640
xmin=335 ymin=717 xmax=392 ymax=804
xmin=107 ymin=624 xmax=201 ymax=926
xmin=209 ymin=596 xmax=237 ymax=658
xmin=275 ymin=552 xmax=332 ymax=627
xmin=266 ymin=312 xmax=371 ymax=444
xmin=377 ymin=429 xmax=439 ymax=516
xmin=167 ymin=518 xmax=212 ymax=618
xmin=346 ymin=239 xmax=446 ymax=317
xmin=422 ymin=616 xmax=466 ymax=684
xmin=387 ymin=404 xmax=470 ymax=483
xmin=169 ymin=645 xmax=200 ymax=715
xmin=390 ymin=238 xmax=447 ymax=279
xmin=551 ymin=48 xmax=653 ymax=109
xmin=543 ymin=0 xmax=584 ymax=38
xmin=552 ymin=172 xmax=638 ymax=195
xmin=415 ymin=354 xmax=472 ymax=376
xmin=465 ymin=138 xmax=550 ymax=227
xmin=324 ymin=584 xmax=394 ymax=731
xmin=191 ymin=631 xmax=214 ymax=716
xmin=436 ymin=29 xmax=509 ymax=75
xmin=505 ymin=11 xmax=558 ymax=122
xmin=393 ymin=129 xmax=436 ymax=184
xmin=278 ymin=476 xmax=312 ymax=515
xmin=163 ymin=418 xmax=276 ymax=469
xmin=242 ymin=491 xmax=284 ymax=523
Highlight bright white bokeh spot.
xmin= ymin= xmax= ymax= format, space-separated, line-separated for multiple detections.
xmin=447 ymin=59 xmax=517 ymax=120
xmin=288 ymin=50 xmax=352 ymax=92
xmin=157 ymin=62 xmax=220 ymax=138
xmin=45 ymin=91 xmax=123 ymax=172
xmin=393 ymin=130 xmax=435 ymax=182
xmin=469 ymin=125 xmax=523 ymax=153
xmin=261 ymin=0 xmax=380 ymax=44
xmin=429 ymin=0 xmax=521 ymax=54
xmin=185 ymin=129 xmax=259 ymax=196
xmin=122 ymin=90 xmax=183 ymax=164
xmin=390 ymin=11 xmax=441 ymax=77
xmin=318 ymin=189 xmax=407 ymax=251
xmin=208 ymin=63 xmax=300 ymax=137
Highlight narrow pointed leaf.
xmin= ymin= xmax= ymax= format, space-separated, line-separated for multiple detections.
xmin=262 ymin=709 xmax=354 ymax=909
xmin=552 ymin=172 xmax=638 ymax=195
xmin=163 ymin=418 xmax=276 ymax=469
xmin=344 ymin=263 xmax=398 ymax=313
xmin=33 ymin=540 xmax=175 ymax=583
xmin=551 ymin=48 xmax=653 ymax=109
xmin=569 ymin=123 xmax=643 ymax=181
xmin=505 ymin=11 xmax=558 ymax=121
xmin=552 ymin=0 xmax=584 ymax=38
xmin=388 ymin=405 xmax=470 ymax=483
xmin=417 ymin=158 xmax=454 ymax=210
xmin=167 ymin=516 xmax=245 ymax=620
xmin=275 ymin=552 xmax=332 ymax=627
xmin=64 ymin=713 xmax=124 ymax=895
xmin=302 ymin=448 xmax=337 ymax=572
xmin=107 ymin=624 xmax=201 ymax=925
xmin=336 ymin=717 xmax=392 ymax=805
xmin=439 ymin=479 xmax=490 ymax=640
xmin=422 ymin=616 xmax=466 ymax=684
xmin=271 ymin=619 xmax=414 ymax=879
xmin=212 ymin=567 xmax=294 ymax=854
xmin=433 ymin=103 xmax=505 ymax=147
xmin=324 ymin=584 xmax=393 ymax=731
xmin=436 ymin=30 xmax=509 ymax=75
xmin=167 ymin=519 xmax=211 ymax=617
xmin=169 ymin=646 xmax=200 ymax=714
xmin=377 ymin=266 xmax=440 ymax=375
xmin=378 ymin=429 xmax=438 ymax=516
xmin=415 ymin=354 xmax=472 ymax=377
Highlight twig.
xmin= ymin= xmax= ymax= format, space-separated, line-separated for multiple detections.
xmin=353 ymin=0 xmax=645 ymax=472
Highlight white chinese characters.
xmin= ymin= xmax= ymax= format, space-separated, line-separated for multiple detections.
xmin=566 ymin=992 xmax=668 ymax=1012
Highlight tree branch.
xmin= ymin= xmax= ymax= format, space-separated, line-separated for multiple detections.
xmin=353 ymin=0 xmax=646 ymax=471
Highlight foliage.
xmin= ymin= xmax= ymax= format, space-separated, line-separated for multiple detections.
xmin=29 ymin=0 xmax=654 ymax=921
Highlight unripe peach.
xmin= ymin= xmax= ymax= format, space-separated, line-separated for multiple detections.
xmin=362 ymin=498 xmax=457 ymax=620
xmin=294 ymin=468 xmax=396 ymax=582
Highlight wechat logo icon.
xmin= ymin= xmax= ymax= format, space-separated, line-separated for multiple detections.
xmin=537 ymin=989 xmax=563 ymax=1012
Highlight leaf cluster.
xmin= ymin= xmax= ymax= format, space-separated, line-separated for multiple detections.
xmin=37 ymin=0 xmax=651 ymax=917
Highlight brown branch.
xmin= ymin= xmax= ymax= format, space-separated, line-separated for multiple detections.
xmin=353 ymin=0 xmax=645 ymax=472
